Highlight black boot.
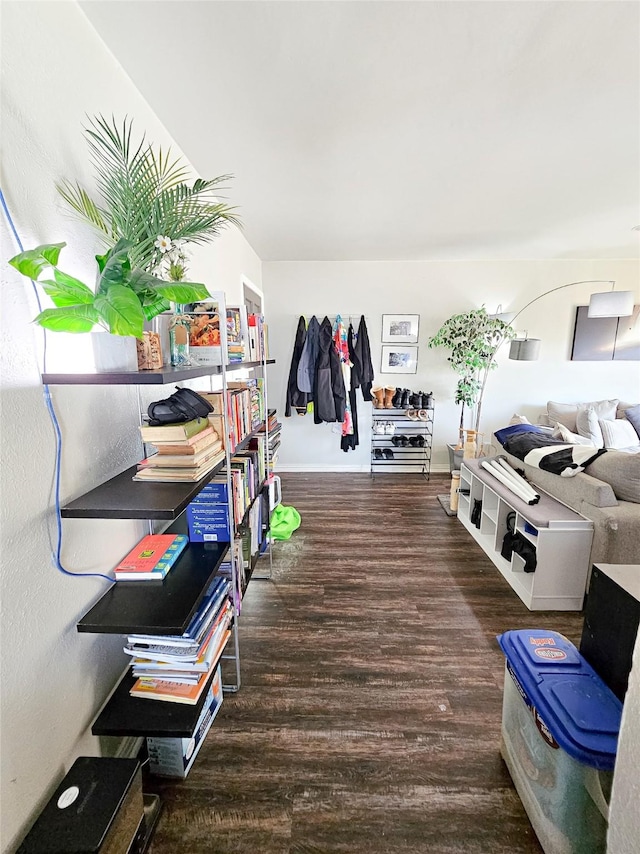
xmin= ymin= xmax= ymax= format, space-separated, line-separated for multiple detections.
xmin=391 ymin=387 xmax=403 ymax=408
xmin=424 ymin=391 xmax=434 ymax=408
xmin=401 ymin=389 xmax=411 ymax=409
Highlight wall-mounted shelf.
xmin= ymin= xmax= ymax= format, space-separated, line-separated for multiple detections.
xmin=77 ymin=537 xmax=229 ymax=635
xmin=61 ymin=422 xmax=266 ymax=520
xmin=61 ymin=461 xmax=226 ymax=520
xmin=42 ymin=360 xmax=275 ymax=386
xmin=91 ymin=664 xmax=222 ymax=738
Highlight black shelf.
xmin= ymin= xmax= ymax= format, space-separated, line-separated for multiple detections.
xmin=77 ymin=537 xmax=229 ymax=635
xmin=61 ymin=460 xmax=226 ymax=520
xmin=42 ymin=360 xmax=275 ymax=386
xmin=91 ymin=663 xmax=221 ymax=738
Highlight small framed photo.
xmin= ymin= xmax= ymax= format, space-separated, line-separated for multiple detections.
xmin=382 ymin=313 xmax=420 ymax=344
xmin=381 ymin=345 xmax=418 ymax=374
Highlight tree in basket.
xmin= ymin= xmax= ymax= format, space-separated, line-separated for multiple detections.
xmin=428 ymin=307 xmax=514 ymax=443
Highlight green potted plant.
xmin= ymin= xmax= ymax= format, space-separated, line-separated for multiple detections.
xmin=8 ymin=239 xmax=210 ymax=338
xmin=428 ymin=307 xmax=514 ymax=466
xmin=57 ymin=115 xmax=240 ymax=277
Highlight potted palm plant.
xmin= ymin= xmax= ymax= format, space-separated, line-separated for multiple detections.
xmin=57 ymin=115 xmax=240 ymax=277
xmin=428 ymin=307 xmax=514 ymax=468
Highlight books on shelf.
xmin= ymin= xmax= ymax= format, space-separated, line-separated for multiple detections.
xmin=226 ymin=305 xmax=249 ymax=362
xmin=132 ymin=449 xmax=225 ymax=482
xmin=139 ymin=417 xmax=210 ymax=443
xmin=130 ymin=673 xmax=210 ymax=705
xmin=126 ymin=577 xmax=233 ymax=703
xmin=113 ymin=534 xmax=188 ymax=581
xmin=138 ymin=440 xmax=223 ymax=469
xmin=152 ymin=426 xmax=219 ymax=456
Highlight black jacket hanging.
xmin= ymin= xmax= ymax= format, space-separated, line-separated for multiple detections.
xmin=354 ymin=315 xmax=374 ymax=401
xmin=285 ymin=316 xmax=309 ymax=417
xmin=314 ymin=316 xmax=346 ymax=424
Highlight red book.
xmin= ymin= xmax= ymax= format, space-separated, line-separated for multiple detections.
xmin=114 ymin=534 xmax=188 ymax=581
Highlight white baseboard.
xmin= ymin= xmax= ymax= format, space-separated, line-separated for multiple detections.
xmin=276 ymin=463 xmax=451 ymax=474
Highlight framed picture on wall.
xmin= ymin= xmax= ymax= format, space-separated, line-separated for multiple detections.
xmin=381 ymin=344 xmax=418 ymax=374
xmin=382 ymin=314 xmax=420 ymax=344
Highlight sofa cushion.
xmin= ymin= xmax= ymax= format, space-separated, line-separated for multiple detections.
xmin=585 ymin=451 xmax=640 ymax=503
xmin=553 ymin=421 xmax=595 ymax=446
xmin=576 ymin=407 xmax=604 ymax=447
xmin=599 ymin=418 xmax=640 ymax=451
xmin=623 ymin=403 xmax=640 ymax=439
xmin=547 ymin=399 xmax=619 ymax=433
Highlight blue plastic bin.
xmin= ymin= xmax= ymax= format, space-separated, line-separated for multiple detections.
xmin=497 ymin=629 xmax=622 ymax=854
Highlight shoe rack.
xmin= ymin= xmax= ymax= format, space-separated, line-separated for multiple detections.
xmin=370 ymin=406 xmax=433 ymax=479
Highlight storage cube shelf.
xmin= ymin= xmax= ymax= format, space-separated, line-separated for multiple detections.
xmin=458 ymin=460 xmax=593 ymax=610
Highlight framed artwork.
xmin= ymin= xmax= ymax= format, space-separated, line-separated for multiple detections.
xmin=381 ymin=344 xmax=418 ymax=374
xmin=382 ymin=313 xmax=420 ymax=344
xmin=571 ymin=305 xmax=640 ymax=361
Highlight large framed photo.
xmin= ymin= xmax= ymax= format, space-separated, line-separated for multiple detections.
xmin=381 ymin=344 xmax=418 ymax=374
xmin=382 ymin=313 xmax=420 ymax=344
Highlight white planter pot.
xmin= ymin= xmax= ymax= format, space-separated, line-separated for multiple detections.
xmin=91 ymin=332 xmax=138 ymax=372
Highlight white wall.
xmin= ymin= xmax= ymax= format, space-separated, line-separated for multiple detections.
xmin=263 ymin=260 xmax=639 ymax=472
xmin=0 ymin=3 xmax=260 ymax=851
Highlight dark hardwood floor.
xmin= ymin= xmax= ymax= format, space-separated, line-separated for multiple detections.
xmin=146 ymin=473 xmax=584 ymax=854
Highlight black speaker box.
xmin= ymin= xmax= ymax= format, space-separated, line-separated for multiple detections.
xmin=18 ymin=757 xmax=144 ymax=854
xmin=580 ymin=565 xmax=640 ymax=702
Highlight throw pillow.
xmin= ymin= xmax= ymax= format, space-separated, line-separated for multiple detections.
xmin=552 ymin=422 xmax=595 ymax=446
xmin=547 ymin=398 xmax=619 ymax=433
xmin=547 ymin=401 xmax=580 ymax=432
xmin=576 ymin=407 xmax=604 ymax=448
xmin=599 ymin=418 xmax=640 ymax=450
xmin=494 ymin=423 xmax=543 ymax=446
xmin=624 ymin=403 xmax=640 ymax=440
xmin=509 ymin=413 xmax=531 ymax=425
xmin=586 ymin=452 xmax=640 ymax=504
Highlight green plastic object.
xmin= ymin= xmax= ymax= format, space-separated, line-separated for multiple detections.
xmin=270 ymin=504 xmax=301 ymax=540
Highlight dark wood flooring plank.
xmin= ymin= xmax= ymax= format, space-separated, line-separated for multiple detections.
xmin=147 ymin=473 xmax=584 ymax=854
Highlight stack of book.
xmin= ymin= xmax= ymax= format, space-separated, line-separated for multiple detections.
xmin=125 ymin=576 xmax=233 ymax=704
xmin=252 ymin=410 xmax=281 ymax=473
xmin=114 ymin=533 xmax=188 ymax=582
xmin=135 ymin=418 xmax=225 ymax=483
xmin=226 ymin=306 xmax=249 ymax=363
xmin=248 ymin=313 xmax=269 ymax=362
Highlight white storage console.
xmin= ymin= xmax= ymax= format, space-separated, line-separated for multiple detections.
xmin=458 ymin=459 xmax=593 ymax=610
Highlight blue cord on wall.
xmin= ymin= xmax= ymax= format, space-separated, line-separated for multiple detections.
xmin=1 ymin=188 xmax=114 ymax=584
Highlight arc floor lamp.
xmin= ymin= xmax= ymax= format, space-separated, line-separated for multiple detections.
xmin=503 ymin=281 xmax=635 ymax=360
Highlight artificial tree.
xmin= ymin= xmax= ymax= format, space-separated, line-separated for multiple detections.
xmin=428 ymin=307 xmax=514 ymax=440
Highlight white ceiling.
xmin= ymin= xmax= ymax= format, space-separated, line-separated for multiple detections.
xmin=81 ymin=0 xmax=640 ymax=262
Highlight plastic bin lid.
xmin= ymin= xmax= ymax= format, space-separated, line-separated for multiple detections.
xmin=497 ymin=629 xmax=622 ymax=770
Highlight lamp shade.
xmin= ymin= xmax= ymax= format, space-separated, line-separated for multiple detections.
xmin=587 ymin=290 xmax=634 ymax=318
xmin=509 ymin=338 xmax=541 ymax=361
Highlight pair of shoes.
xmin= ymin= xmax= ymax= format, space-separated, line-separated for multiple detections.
xmin=392 ymin=435 xmax=409 ymax=447
xmin=408 ymin=391 xmax=434 ymax=409
xmin=373 ymin=448 xmax=394 ymax=460
xmin=407 ymin=409 xmax=419 ymax=421
xmin=373 ymin=422 xmax=395 ymax=435
xmin=372 ymin=385 xmax=397 ymax=408
xmin=409 ymin=435 xmax=426 ymax=447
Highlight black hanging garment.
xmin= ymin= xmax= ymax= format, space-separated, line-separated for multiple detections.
xmin=341 ymin=323 xmax=360 ymax=452
xmin=285 ymin=316 xmax=309 ymax=417
xmin=314 ymin=316 xmax=346 ymax=423
xmin=353 ymin=315 xmax=374 ymax=401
